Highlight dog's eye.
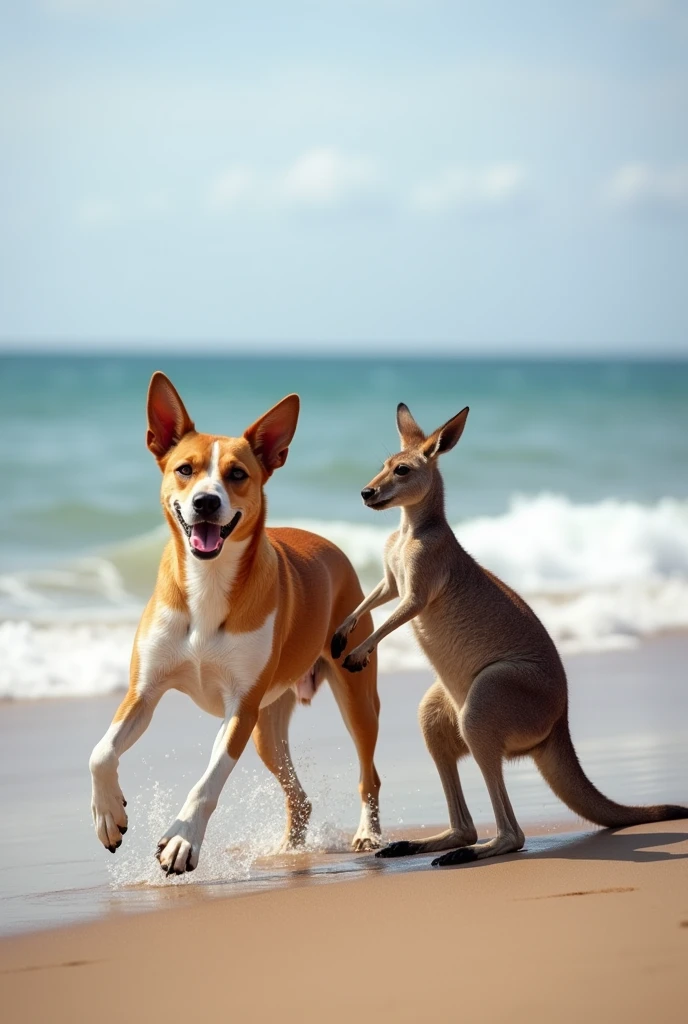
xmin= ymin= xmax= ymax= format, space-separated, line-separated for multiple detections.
xmin=228 ymin=467 xmax=248 ymax=481
xmin=394 ymin=464 xmax=411 ymax=476
xmin=176 ymin=464 xmax=193 ymax=477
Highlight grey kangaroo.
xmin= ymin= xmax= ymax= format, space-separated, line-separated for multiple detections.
xmin=331 ymin=402 xmax=688 ymax=866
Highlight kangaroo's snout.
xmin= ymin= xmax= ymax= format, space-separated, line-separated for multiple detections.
xmin=361 ymin=487 xmax=376 ymax=502
xmin=192 ymin=492 xmax=222 ymax=516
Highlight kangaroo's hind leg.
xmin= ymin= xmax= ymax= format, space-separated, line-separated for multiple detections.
xmin=377 ymin=679 xmax=478 ymax=858
xmin=431 ymin=660 xmax=554 ymax=867
xmin=253 ymin=689 xmax=313 ymax=852
xmin=326 ymin=652 xmax=382 ymax=851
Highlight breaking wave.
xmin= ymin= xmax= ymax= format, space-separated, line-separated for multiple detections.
xmin=2 ymin=494 xmax=688 ymax=699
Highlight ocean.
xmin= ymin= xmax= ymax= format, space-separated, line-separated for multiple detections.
xmin=2 ymin=353 xmax=688 ymax=699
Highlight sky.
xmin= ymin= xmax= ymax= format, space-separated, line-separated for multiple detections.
xmin=0 ymin=0 xmax=687 ymax=355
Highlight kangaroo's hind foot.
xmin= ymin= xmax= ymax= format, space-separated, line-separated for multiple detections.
xmin=377 ymin=825 xmax=478 ymax=859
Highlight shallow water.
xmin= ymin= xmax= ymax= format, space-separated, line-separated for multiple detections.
xmin=1 ymin=636 xmax=686 ymax=936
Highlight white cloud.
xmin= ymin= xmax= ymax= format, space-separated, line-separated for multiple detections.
xmin=77 ymin=197 xmax=120 ymax=226
xmin=205 ymin=168 xmax=255 ymax=213
xmin=280 ymin=147 xmax=378 ymax=208
xmin=605 ymin=163 xmax=688 ymax=211
xmin=411 ymin=163 xmax=528 ymax=213
xmin=205 ymin=148 xmax=379 ymax=214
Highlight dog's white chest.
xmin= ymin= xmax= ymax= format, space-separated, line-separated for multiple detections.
xmin=145 ymin=546 xmax=276 ymax=716
xmin=165 ymin=610 xmax=276 ymax=717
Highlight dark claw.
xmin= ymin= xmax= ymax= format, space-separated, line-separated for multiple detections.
xmin=330 ymin=631 xmax=348 ymax=659
xmin=376 ymin=840 xmax=423 ymax=859
xmin=107 ymin=845 xmax=116 ymax=854
xmin=186 ymin=862 xmax=195 ymax=872
xmin=122 ymin=798 xmax=127 ymax=807
xmin=119 ymin=825 xmax=128 ymax=835
xmin=342 ymin=654 xmax=363 ymax=673
xmin=432 ymin=847 xmax=478 ymax=867
xmin=115 ymin=839 xmax=122 ymax=849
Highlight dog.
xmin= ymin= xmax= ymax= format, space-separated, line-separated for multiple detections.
xmin=331 ymin=401 xmax=687 ymax=865
xmin=89 ymin=372 xmax=381 ymax=874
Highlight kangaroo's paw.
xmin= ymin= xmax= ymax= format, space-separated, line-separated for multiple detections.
xmin=342 ymin=646 xmax=371 ymax=673
xmin=377 ymin=827 xmax=478 ymax=859
xmin=376 ymin=840 xmax=424 ymax=859
xmin=432 ymin=834 xmax=524 ymax=867
xmin=331 ymin=630 xmax=348 ymax=659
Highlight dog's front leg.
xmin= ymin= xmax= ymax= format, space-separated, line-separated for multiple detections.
xmin=90 ymin=691 xmax=162 ymax=852
xmin=156 ymin=697 xmax=260 ymax=875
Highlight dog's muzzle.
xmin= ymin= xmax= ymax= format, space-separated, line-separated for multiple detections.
xmin=173 ymin=502 xmax=241 ymax=559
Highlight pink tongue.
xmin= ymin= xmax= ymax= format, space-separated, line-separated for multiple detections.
xmin=190 ymin=523 xmax=222 ymax=553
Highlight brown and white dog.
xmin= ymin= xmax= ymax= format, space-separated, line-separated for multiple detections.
xmin=89 ymin=373 xmax=381 ymax=874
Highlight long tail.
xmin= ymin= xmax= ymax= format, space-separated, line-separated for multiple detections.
xmin=533 ymin=717 xmax=688 ymax=828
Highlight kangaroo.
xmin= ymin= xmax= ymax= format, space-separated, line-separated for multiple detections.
xmin=331 ymin=402 xmax=688 ymax=866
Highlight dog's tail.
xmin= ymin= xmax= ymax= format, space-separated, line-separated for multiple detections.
xmin=533 ymin=717 xmax=688 ymax=828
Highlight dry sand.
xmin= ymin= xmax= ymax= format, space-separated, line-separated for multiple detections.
xmin=1 ymin=821 xmax=687 ymax=1023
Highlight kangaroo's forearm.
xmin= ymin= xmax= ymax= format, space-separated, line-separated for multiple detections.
xmin=349 ymin=576 xmax=398 ymax=622
xmin=363 ymin=595 xmax=426 ymax=650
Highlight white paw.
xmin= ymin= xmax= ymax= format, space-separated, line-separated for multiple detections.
xmin=352 ymin=829 xmax=382 ymax=852
xmin=156 ymin=819 xmax=205 ymax=876
xmin=92 ymin=780 xmax=128 ymax=853
xmin=352 ymin=802 xmax=382 ymax=851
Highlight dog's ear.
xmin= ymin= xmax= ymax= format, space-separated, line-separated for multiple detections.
xmin=396 ymin=403 xmax=425 ymax=449
xmin=422 ymin=407 xmax=469 ymax=460
xmin=244 ymin=394 xmax=300 ymax=477
xmin=146 ymin=372 xmax=195 ymax=458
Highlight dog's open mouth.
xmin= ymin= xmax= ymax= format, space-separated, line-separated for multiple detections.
xmin=173 ymin=503 xmax=242 ymax=559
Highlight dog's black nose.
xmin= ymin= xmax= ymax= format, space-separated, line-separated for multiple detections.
xmin=361 ymin=487 xmax=376 ymax=501
xmin=192 ymin=492 xmax=221 ymax=516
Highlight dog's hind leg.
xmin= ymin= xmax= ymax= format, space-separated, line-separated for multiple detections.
xmin=326 ymin=653 xmax=382 ymax=851
xmin=253 ymin=688 xmax=313 ymax=851
xmin=377 ymin=679 xmax=478 ymax=859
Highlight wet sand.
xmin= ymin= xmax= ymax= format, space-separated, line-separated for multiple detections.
xmin=1 ymin=821 xmax=687 ymax=1023
xmin=0 ymin=635 xmax=687 ymax=937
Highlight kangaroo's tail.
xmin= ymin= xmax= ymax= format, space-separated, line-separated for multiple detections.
xmin=533 ymin=717 xmax=688 ymax=828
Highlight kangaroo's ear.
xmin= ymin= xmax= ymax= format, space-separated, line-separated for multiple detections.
xmin=422 ymin=407 xmax=469 ymax=459
xmin=244 ymin=394 xmax=300 ymax=477
xmin=146 ymin=372 xmax=195 ymax=459
xmin=396 ymin=403 xmax=425 ymax=448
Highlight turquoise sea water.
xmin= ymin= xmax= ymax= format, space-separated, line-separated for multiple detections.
xmin=1 ymin=354 xmax=688 ymax=695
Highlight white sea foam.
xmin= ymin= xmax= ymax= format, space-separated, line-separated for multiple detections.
xmin=2 ymin=494 xmax=688 ymax=699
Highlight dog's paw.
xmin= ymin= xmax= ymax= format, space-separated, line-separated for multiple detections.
xmin=92 ymin=783 xmax=128 ymax=853
xmin=352 ymin=831 xmax=383 ymax=852
xmin=156 ymin=819 xmax=204 ymax=876
xmin=342 ymin=647 xmax=370 ymax=673
xmin=330 ymin=630 xmax=348 ymax=659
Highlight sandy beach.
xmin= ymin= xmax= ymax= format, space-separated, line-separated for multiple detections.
xmin=1 ymin=636 xmax=687 ymax=1019
xmin=1 ymin=821 xmax=687 ymax=1023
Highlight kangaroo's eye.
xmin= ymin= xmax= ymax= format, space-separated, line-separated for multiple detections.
xmin=394 ymin=464 xmax=411 ymax=476
xmin=176 ymin=464 xmax=193 ymax=477
xmin=228 ymin=467 xmax=248 ymax=481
